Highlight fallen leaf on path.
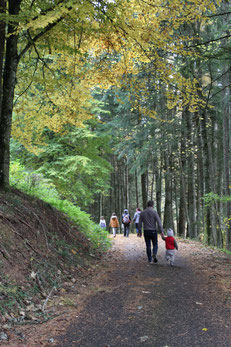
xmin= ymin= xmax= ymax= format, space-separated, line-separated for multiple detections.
xmin=202 ymin=328 xmax=208 ymax=331
xmin=30 ymin=271 xmax=36 ymax=279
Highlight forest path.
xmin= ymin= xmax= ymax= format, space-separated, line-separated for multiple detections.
xmin=53 ymin=234 xmax=231 ymax=347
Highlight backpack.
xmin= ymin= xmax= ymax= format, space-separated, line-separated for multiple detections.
xmin=123 ymin=214 xmax=130 ymax=224
xmin=100 ymin=221 xmax=106 ymax=228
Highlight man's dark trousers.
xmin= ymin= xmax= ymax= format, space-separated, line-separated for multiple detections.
xmin=144 ymin=230 xmax=158 ymax=262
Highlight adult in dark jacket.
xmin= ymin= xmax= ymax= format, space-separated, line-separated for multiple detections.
xmin=138 ymin=200 xmax=164 ymax=263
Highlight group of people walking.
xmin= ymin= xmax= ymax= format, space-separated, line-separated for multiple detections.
xmin=99 ymin=200 xmax=178 ymax=266
xmin=99 ymin=208 xmax=142 ymax=238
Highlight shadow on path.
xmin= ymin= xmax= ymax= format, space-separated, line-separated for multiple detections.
xmin=55 ymin=235 xmax=231 ymax=347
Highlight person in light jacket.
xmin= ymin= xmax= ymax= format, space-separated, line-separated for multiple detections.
xmin=122 ymin=209 xmax=131 ymax=237
xmin=109 ymin=212 xmax=120 ymax=237
xmin=133 ymin=208 xmax=142 ymax=236
xmin=99 ymin=216 xmax=106 ymax=229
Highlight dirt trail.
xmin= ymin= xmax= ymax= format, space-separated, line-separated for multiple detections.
xmin=53 ymin=235 xmax=231 ymax=347
xmin=7 ymin=234 xmax=231 ymax=347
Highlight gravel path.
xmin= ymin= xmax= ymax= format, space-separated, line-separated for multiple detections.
xmin=54 ymin=235 xmax=231 ymax=347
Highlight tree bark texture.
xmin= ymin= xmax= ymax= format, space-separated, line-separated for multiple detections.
xmin=186 ymin=111 xmax=197 ymax=238
xmin=0 ymin=0 xmax=22 ymax=187
xmin=223 ymin=70 xmax=231 ymax=250
xmin=178 ymin=112 xmax=187 ymax=237
xmin=0 ymin=0 xmax=6 ymax=111
xmin=141 ymin=170 xmax=147 ymax=210
xmin=163 ymin=150 xmax=172 ymax=230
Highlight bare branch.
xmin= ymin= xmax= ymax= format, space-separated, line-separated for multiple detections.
xmin=19 ymin=17 xmax=64 ymax=59
xmin=14 ymin=57 xmax=38 ymax=105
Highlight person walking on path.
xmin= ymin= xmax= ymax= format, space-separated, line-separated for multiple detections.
xmin=109 ymin=213 xmax=120 ymax=238
xmin=133 ymin=208 xmax=142 ymax=236
xmin=122 ymin=209 xmax=131 ymax=237
xmin=138 ymin=200 xmax=164 ymax=264
xmin=161 ymin=228 xmax=178 ymax=266
xmin=99 ymin=216 xmax=106 ymax=230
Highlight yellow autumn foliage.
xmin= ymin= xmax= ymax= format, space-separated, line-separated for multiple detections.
xmin=13 ymin=0 xmax=220 ymax=151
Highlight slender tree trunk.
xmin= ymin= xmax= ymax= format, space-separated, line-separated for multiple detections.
xmin=174 ymin=176 xmax=179 ymax=235
xmin=99 ymin=193 xmax=103 ymax=218
xmin=163 ymin=149 xmax=172 ymax=229
xmin=178 ymin=111 xmax=187 ymax=237
xmin=146 ymin=168 xmax=149 ymax=199
xmin=155 ymin=153 xmax=162 ymax=219
xmin=150 ymin=163 xmax=155 ymax=201
xmin=109 ymin=158 xmax=113 ymax=216
xmin=141 ymin=170 xmax=147 ymax=210
xmin=186 ymin=111 xmax=197 ymax=238
xmin=196 ymin=118 xmax=204 ymax=239
xmin=126 ymin=163 xmax=129 ymax=211
xmin=0 ymin=0 xmax=6 ymax=111
xmin=112 ymin=159 xmax=116 ymax=215
xmin=135 ymin=170 xmax=139 ymax=207
xmin=223 ymin=69 xmax=231 ymax=250
xmin=213 ymin=115 xmax=223 ymax=247
xmin=201 ymin=110 xmax=217 ymax=245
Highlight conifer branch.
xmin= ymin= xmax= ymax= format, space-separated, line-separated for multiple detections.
xmin=206 ymin=11 xmax=231 ymax=18
xmin=185 ymin=34 xmax=231 ymax=49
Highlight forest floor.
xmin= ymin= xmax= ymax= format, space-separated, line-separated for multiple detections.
xmin=6 ymin=234 xmax=231 ymax=347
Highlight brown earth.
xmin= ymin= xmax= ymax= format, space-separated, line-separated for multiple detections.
xmin=4 ymin=234 xmax=231 ymax=347
xmin=0 ymin=188 xmax=100 ymax=345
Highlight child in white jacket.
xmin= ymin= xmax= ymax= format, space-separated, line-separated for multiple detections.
xmin=99 ymin=216 xmax=106 ymax=229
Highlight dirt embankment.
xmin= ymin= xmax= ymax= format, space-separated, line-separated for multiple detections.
xmin=0 ymin=188 xmax=100 ymax=342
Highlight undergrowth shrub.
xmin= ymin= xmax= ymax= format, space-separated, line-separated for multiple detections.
xmin=10 ymin=161 xmax=110 ymax=251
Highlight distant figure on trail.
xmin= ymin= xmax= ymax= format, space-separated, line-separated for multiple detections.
xmin=122 ymin=209 xmax=131 ymax=237
xmin=109 ymin=212 xmax=120 ymax=238
xmin=133 ymin=208 xmax=142 ymax=236
xmin=161 ymin=228 xmax=178 ymax=266
xmin=99 ymin=216 xmax=106 ymax=230
xmin=138 ymin=200 xmax=164 ymax=264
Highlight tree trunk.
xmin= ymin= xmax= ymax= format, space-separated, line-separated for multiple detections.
xmin=212 ymin=114 xmax=223 ymax=247
xmin=126 ymin=162 xmax=129 ymax=210
xmin=150 ymin=163 xmax=155 ymax=201
xmin=195 ymin=118 xmax=204 ymax=239
xmin=223 ymin=69 xmax=231 ymax=250
xmin=201 ymin=110 xmax=217 ymax=245
xmin=0 ymin=0 xmax=6 ymax=111
xmin=186 ymin=111 xmax=197 ymax=238
xmin=163 ymin=149 xmax=172 ymax=229
xmin=178 ymin=111 xmax=187 ymax=237
xmin=146 ymin=167 xmax=149 ymax=199
xmin=155 ymin=160 xmax=162 ymax=219
xmin=0 ymin=0 xmax=22 ymax=187
xmin=141 ymin=170 xmax=147 ymax=210
xmin=135 ymin=170 xmax=139 ymax=207
xmin=173 ymin=176 xmax=179 ymax=235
